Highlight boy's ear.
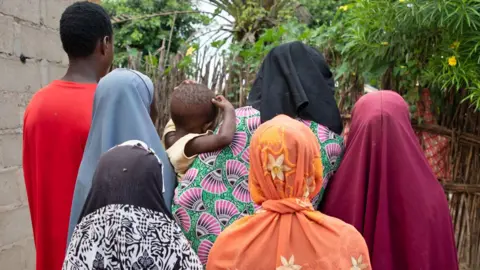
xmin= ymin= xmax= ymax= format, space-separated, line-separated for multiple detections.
xmin=203 ymin=121 xmax=215 ymax=132
xmin=100 ymin=36 xmax=111 ymax=55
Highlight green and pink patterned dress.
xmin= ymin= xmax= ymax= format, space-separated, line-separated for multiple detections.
xmin=171 ymin=106 xmax=344 ymax=265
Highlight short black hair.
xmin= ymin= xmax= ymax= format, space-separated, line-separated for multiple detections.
xmin=60 ymin=1 xmax=112 ymax=58
xmin=170 ymin=83 xmax=216 ymax=128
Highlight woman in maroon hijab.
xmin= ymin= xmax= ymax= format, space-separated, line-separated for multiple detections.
xmin=320 ymin=91 xmax=458 ymax=269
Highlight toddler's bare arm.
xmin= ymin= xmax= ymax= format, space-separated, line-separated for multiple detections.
xmin=184 ymin=96 xmax=235 ymax=156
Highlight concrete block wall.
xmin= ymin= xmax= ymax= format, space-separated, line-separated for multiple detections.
xmin=0 ymin=0 xmax=76 ymax=269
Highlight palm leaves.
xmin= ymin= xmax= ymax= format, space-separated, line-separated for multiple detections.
xmin=206 ymin=0 xmax=307 ymax=42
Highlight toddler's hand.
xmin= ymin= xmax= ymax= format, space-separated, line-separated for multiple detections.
xmin=212 ymin=95 xmax=234 ymax=111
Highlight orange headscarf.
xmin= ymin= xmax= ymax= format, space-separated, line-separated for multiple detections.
xmin=207 ymin=115 xmax=371 ymax=270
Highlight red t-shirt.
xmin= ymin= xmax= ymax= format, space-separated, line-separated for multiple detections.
xmin=23 ymin=80 xmax=96 ymax=270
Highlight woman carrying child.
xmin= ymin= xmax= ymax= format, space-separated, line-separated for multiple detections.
xmin=168 ymin=41 xmax=345 ymax=265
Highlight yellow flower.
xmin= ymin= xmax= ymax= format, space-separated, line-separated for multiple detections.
xmin=267 ymin=154 xmax=291 ymax=181
xmin=339 ymin=5 xmax=348 ymax=11
xmin=351 ymin=255 xmax=368 ymax=270
xmin=399 ymin=0 xmax=406 ymax=3
xmin=185 ymin=46 xmax=195 ymax=56
xmin=277 ymin=255 xmax=302 ymax=270
xmin=448 ymin=56 xmax=457 ymax=66
xmin=381 ymin=41 xmax=389 ymax=46
xmin=450 ymin=41 xmax=460 ymax=49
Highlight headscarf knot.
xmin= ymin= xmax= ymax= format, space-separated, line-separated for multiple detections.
xmin=261 ymin=198 xmax=314 ymax=214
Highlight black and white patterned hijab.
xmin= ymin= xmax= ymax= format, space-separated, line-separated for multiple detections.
xmin=63 ymin=140 xmax=202 ymax=270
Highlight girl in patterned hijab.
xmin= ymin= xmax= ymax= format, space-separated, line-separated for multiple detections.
xmin=63 ymin=141 xmax=202 ymax=269
xmin=207 ymin=115 xmax=370 ymax=270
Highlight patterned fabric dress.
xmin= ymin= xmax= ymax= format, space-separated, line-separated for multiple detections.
xmin=64 ymin=205 xmax=203 ymax=270
xmin=171 ymin=106 xmax=344 ymax=265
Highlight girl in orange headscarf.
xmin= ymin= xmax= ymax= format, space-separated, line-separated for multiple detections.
xmin=207 ymin=115 xmax=371 ymax=270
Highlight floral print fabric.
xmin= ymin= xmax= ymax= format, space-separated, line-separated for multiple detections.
xmin=171 ymin=107 xmax=344 ymax=265
xmin=63 ymin=204 xmax=203 ymax=270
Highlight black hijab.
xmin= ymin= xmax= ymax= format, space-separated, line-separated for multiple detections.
xmin=247 ymin=41 xmax=343 ymax=134
xmin=79 ymin=143 xmax=172 ymax=221
xmin=66 ymin=142 xmax=203 ymax=269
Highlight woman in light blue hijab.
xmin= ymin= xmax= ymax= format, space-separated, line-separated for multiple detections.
xmin=67 ymin=68 xmax=176 ymax=244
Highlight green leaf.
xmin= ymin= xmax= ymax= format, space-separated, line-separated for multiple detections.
xmin=211 ymin=39 xmax=227 ymax=48
xmin=335 ymin=62 xmax=349 ymax=80
xmin=127 ymin=48 xmax=139 ymax=57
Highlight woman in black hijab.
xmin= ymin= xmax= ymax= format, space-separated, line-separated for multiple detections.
xmin=248 ymin=41 xmax=343 ymax=134
xmin=170 ymin=42 xmax=345 ymax=264
xmin=63 ymin=140 xmax=202 ymax=269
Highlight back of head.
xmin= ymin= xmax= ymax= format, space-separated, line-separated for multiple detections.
xmin=271 ymin=41 xmax=334 ymax=91
xmin=249 ymin=115 xmax=323 ymax=204
xmin=320 ymin=90 xmax=457 ymax=269
xmin=94 ymin=68 xmax=153 ymax=111
xmin=329 ymin=90 xmax=437 ymax=202
xmin=81 ymin=143 xmax=167 ymax=218
xmin=346 ymin=91 xmax=431 ymax=171
xmin=170 ymin=82 xmax=216 ymax=130
xmin=349 ymin=90 xmax=411 ymax=138
xmin=60 ymin=1 xmax=112 ymax=58
xmin=247 ymin=41 xmax=343 ymax=134
xmin=60 ymin=1 xmax=113 ymax=79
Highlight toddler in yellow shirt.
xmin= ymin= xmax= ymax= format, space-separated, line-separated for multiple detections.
xmin=163 ymin=81 xmax=235 ymax=181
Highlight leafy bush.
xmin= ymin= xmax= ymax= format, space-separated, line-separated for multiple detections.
xmin=102 ymin=0 xmax=207 ymax=67
xmin=321 ymin=0 xmax=480 ymax=108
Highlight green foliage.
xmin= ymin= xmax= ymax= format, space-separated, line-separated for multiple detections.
xmin=319 ymin=0 xmax=480 ymax=108
xmin=227 ymin=0 xmax=350 ymax=72
xmin=102 ymin=0 xmax=206 ymax=67
xmin=208 ymin=0 xmax=301 ymax=41
xmin=172 ymin=43 xmax=199 ymax=77
xmin=228 ymin=21 xmax=320 ymax=72
xmin=183 ymin=0 xmax=480 ymax=110
xmin=299 ymin=0 xmax=350 ymax=28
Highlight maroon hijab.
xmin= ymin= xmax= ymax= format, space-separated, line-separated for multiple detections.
xmin=320 ymin=91 xmax=458 ymax=269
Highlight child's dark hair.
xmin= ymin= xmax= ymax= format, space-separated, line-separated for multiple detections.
xmin=170 ymin=83 xmax=217 ymax=128
xmin=60 ymin=1 xmax=112 ymax=58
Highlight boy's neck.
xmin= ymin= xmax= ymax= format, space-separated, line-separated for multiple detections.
xmin=62 ymin=57 xmax=100 ymax=83
xmin=165 ymin=127 xmax=188 ymax=149
xmin=173 ymin=127 xmax=189 ymax=140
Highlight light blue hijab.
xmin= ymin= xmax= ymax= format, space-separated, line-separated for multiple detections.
xmin=67 ymin=68 xmax=176 ymax=244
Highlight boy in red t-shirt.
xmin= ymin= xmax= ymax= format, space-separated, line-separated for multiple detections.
xmin=22 ymin=2 xmax=113 ymax=270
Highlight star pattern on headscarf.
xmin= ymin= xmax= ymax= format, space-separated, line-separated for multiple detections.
xmin=267 ymin=154 xmax=292 ymax=181
xmin=351 ymin=255 xmax=368 ymax=270
xmin=277 ymin=255 xmax=302 ymax=270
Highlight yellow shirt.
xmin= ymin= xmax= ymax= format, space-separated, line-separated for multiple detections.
xmin=163 ymin=119 xmax=211 ymax=180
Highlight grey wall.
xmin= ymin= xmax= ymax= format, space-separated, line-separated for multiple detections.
xmin=0 ymin=0 xmax=76 ymax=268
